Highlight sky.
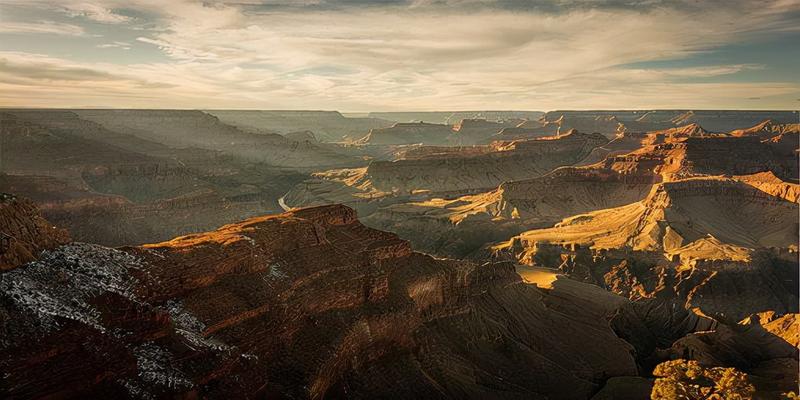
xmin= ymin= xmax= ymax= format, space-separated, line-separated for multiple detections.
xmin=0 ymin=0 xmax=798 ymax=111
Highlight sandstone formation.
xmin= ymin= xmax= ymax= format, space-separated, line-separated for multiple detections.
xmin=206 ymin=110 xmax=393 ymax=142
xmin=367 ymin=111 xmax=543 ymax=125
xmin=448 ymin=118 xmax=514 ymax=145
xmin=74 ymin=109 xmax=361 ymax=169
xmin=2 ymin=109 xmax=798 ymax=399
xmin=2 ymin=204 xmax=644 ymax=399
xmin=492 ymin=177 xmax=798 ymax=322
xmin=729 ymin=119 xmax=800 ymax=139
xmin=357 ymin=121 xmax=454 ymax=145
xmin=0 ymin=111 xmax=307 ymax=246
xmin=484 ymin=124 xmax=561 ymax=142
xmin=362 ymin=131 xmax=608 ymax=193
xmin=364 ymin=167 xmax=657 ymax=257
xmin=599 ymin=132 xmax=798 ymax=181
xmin=543 ymin=110 xmax=799 ymax=134
xmin=0 ymin=193 xmax=69 ymax=270
xmin=282 ymin=131 xmax=609 ymax=220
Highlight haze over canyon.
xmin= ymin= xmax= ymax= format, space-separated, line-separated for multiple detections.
xmin=1 ymin=1 xmax=799 ymax=399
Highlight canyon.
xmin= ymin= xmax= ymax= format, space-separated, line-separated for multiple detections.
xmin=1 ymin=108 xmax=797 ymax=399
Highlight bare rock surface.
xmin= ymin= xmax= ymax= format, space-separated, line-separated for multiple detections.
xmin=2 ymin=204 xmax=642 ymax=399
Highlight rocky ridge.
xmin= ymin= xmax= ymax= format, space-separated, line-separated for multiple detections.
xmin=1 ymin=203 xmax=648 ymax=399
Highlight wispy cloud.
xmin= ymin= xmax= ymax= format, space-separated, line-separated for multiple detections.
xmin=0 ymin=21 xmax=85 ymax=36
xmin=97 ymin=41 xmax=132 ymax=50
xmin=59 ymin=2 xmax=131 ymax=23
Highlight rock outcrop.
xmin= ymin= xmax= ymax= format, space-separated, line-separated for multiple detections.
xmin=363 ymin=131 xmax=608 ymax=193
xmin=492 ymin=177 xmax=799 ymax=321
xmin=0 ymin=111 xmax=308 ymax=246
xmin=206 ymin=110 xmax=393 ymax=142
xmin=0 ymin=194 xmax=69 ymax=270
xmin=357 ymin=122 xmax=454 ymax=145
xmin=1 ymin=204 xmax=642 ymax=399
xmin=73 ymin=109 xmax=361 ymax=169
xmin=363 ymin=167 xmax=657 ymax=257
xmin=367 ymin=111 xmax=543 ymax=125
xmin=282 ymin=131 xmax=609 ymax=215
xmin=448 ymin=118 xmax=512 ymax=145
xmin=600 ymin=134 xmax=798 ymax=181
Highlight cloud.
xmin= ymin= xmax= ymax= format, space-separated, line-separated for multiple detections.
xmin=0 ymin=21 xmax=85 ymax=36
xmin=0 ymin=0 xmax=798 ymax=109
xmin=60 ymin=2 xmax=131 ymax=23
xmin=97 ymin=41 xmax=132 ymax=50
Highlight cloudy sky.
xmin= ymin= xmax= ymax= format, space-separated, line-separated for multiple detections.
xmin=0 ymin=0 xmax=798 ymax=111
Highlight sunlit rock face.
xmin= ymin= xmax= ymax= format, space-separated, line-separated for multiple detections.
xmin=543 ymin=110 xmax=799 ymax=134
xmin=0 ymin=194 xmax=70 ymax=271
xmin=2 ymin=204 xmax=642 ymax=399
xmin=491 ymin=177 xmax=799 ymax=321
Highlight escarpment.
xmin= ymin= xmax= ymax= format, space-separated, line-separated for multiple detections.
xmin=600 ymin=134 xmax=798 ymax=181
xmin=206 ymin=110 xmax=393 ymax=142
xmin=491 ymin=177 xmax=799 ymax=322
xmin=363 ymin=167 xmax=658 ymax=258
xmin=2 ymin=203 xmax=645 ymax=399
xmin=0 ymin=110 xmax=315 ymax=246
xmin=73 ymin=109 xmax=361 ymax=169
xmin=364 ymin=131 xmax=608 ymax=193
xmin=357 ymin=121 xmax=454 ymax=145
xmin=0 ymin=194 xmax=69 ymax=270
xmin=281 ymin=131 xmax=609 ymax=217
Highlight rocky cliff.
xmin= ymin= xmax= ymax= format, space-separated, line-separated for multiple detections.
xmin=363 ymin=131 xmax=608 ymax=193
xmin=363 ymin=167 xmax=658 ymax=258
xmin=207 ymin=110 xmax=393 ymax=142
xmin=0 ymin=194 xmax=69 ymax=270
xmin=0 ymin=111 xmax=308 ymax=246
xmin=74 ymin=109 xmax=361 ymax=169
xmin=357 ymin=122 xmax=454 ymax=145
xmin=492 ymin=177 xmax=799 ymax=321
xmin=1 ymin=203 xmax=644 ymax=399
xmin=448 ymin=118 xmax=512 ymax=145
xmin=543 ymin=110 xmax=799 ymax=134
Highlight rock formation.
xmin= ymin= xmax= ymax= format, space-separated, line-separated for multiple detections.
xmin=2 ymin=108 xmax=798 ymax=399
xmin=448 ymin=118 xmax=513 ymax=145
xmin=73 ymin=109 xmax=361 ymax=169
xmin=357 ymin=122 xmax=454 ymax=145
xmin=492 ymin=177 xmax=799 ymax=322
xmin=364 ymin=167 xmax=657 ymax=257
xmin=2 ymin=203 xmax=643 ymax=399
xmin=0 ymin=111 xmax=308 ymax=246
xmin=0 ymin=193 xmax=69 ymax=270
xmin=367 ymin=111 xmax=543 ymax=125
xmin=206 ymin=110 xmax=393 ymax=142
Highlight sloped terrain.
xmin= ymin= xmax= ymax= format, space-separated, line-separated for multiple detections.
xmin=2 ymin=109 xmax=798 ymax=399
xmin=282 ymin=131 xmax=609 ymax=218
xmin=496 ymin=178 xmax=797 ymax=261
xmin=74 ymin=109 xmax=361 ymax=170
xmin=357 ymin=122 xmax=454 ymax=145
xmin=364 ymin=167 xmax=657 ymax=257
xmin=0 ymin=110 xmax=307 ymax=246
xmin=2 ymin=203 xmax=644 ymax=399
xmin=543 ymin=110 xmax=799 ymax=134
xmin=0 ymin=194 xmax=69 ymax=270
xmin=448 ymin=118 xmax=515 ymax=145
xmin=207 ymin=110 xmax=393 ymax=142
xmin=367 ymin=111 xmax=543 ymax=125
xmin=361 ymin=131 xmax=608 ymax=193
xmin=492 ymin=177 xmax=799 ymax=322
